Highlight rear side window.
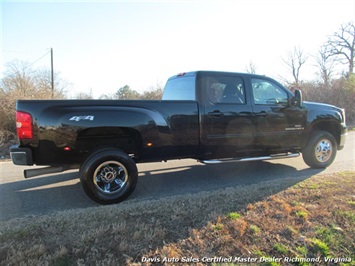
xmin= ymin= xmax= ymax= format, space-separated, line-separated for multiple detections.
xmin=199 ymin=75 xmax=246 ymax=104
xmin=162 ymin=76 xmax=196 ymax=100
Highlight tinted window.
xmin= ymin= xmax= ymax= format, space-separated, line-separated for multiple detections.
xmin=201 ymin=76 xmax=245 ymax=104
xmin=162 ymin=76 xmax=195 ymax=100
xmin=252 ymin=78 xmax=288 ymax=105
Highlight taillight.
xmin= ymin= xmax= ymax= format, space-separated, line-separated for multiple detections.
xmin=16 ymin=111 xmax=33 ymax=139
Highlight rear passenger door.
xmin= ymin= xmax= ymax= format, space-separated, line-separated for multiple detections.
xmin=200 ymin=73 xmax=256 ymax=157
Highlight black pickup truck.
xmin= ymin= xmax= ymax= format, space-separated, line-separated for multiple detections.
xmin=11 ymin=71 xmax=347 ymax=204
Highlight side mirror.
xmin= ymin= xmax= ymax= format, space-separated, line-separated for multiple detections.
xmin=294 ymin=89 xmax=303 ymax=107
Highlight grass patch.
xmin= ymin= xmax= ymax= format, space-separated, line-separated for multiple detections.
xmin=227 ymin=212 xmax=241 ymax=220
xmin=335 ymin=210 xmax=355 ymax=223
xmin=249 ymin=224 xmax=261 ymax=234
xmin=295 ymin=209 xmax=308 ymax=219
xmin=309 ymin=238 xmax=330 ymax=257
xmin=1 ymin=171 xmax=354 ymax=265
xmin=273 ymin=243 xmax=288 ymax=254
xmin=211 ymin=223 xmax=223 ymax=231
xmin=296 ymin=246 xmax=307 ymax=256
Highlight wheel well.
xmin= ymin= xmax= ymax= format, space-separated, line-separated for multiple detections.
xmin=76 ymin=127 xmax=143 ymax=157
xmin=310 ymin=121 xmax=340 ymax=146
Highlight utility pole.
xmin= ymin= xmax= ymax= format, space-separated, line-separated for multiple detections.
xmin=51 ymin=48 xmax=54 ymax=98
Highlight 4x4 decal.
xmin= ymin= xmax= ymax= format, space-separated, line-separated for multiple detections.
xmin=69 ymin=115 xmax=94 ymax=122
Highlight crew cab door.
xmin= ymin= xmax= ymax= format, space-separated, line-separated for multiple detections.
xmin=199 ymin=73 xmax=256 ymax=158
xmin=250 ymin=77 xmax=307 ymax=149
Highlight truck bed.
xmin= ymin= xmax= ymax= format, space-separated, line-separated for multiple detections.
xmin=16 ymin=99 xmax=199 ymax=165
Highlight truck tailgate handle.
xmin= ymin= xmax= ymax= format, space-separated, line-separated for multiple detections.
xmin=208 ymin=111 xmax=224 ymax=117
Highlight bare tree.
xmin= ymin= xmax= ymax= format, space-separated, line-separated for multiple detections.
xmin=35 ymin=68 xmax=69 ymax=98
xmin=326 ymin=21 xmax=355 ymax=75
xmin=0 ymin=60 xmax=67 ymax=146
xmin=99 ymin=93 xmax=118 ymax=100
xmin=1 ymin=60 xmax=36 ymax=96
xmin=140 ymin=82 xmax=163 ymax=100
xmin=75 ymin=89 xmax=94 ymax=99
xmin=281 ymin=47 xmax=308 ymax=87
xmin=315 ymin=45 xmax=336 ymax=87
xmin=1 ymin=60 xmax=67 ymax=99
xmin=245 ymin=60 xmax=257 ymax=74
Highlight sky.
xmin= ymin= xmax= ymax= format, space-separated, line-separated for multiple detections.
xmin=1 ymin=0 xmax=355 ymax=98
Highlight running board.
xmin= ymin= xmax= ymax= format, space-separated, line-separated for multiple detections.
xmin=200 ymin=152 xmax=300 ymax=164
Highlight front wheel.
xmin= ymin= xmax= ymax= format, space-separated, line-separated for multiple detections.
xmin=80 ymin=148 xmax=138 ymax=204
xmin=302 ymin=130 xmax=337 ymax=169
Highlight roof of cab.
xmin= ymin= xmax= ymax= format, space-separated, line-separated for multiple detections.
xmin=168 ymin=70 xmax=268 ymax=80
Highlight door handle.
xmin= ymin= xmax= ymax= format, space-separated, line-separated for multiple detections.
xmin=255 ymin=111 xmax=268 ymax=117
xmin=208 ymin=111 xmax=224 ymax=117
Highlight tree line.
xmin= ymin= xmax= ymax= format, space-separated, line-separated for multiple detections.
xmin=279 ymin=21 xmax=354 ymax=87
xmin=288 ymin=22 xmax=355 ymax=128
xmin=1 ymin=21 xmax=354 ymax=151
xmin=76 ymin=84 xmax=163 ymax=100
xmin=247 ymin=22 xmax=355 ymax=126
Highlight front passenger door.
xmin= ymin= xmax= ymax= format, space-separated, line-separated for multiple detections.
xmin=251 ymin=78 xmax=306 ymax=149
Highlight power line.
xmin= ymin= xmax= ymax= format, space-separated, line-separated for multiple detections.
xmin=19 ymin=50 xmax=51 ymax=72
xmin=0 ymin=49 xmax=51 ymax=81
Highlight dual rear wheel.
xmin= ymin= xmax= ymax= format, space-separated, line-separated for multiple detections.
xmin=80 ymin=148 xmax=138 ymax=204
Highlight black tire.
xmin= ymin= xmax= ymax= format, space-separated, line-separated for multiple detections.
xmin=302 ymin=130 xmax=337 ymax=169
xmin=80 ymin=148 xmax=138 ymax=204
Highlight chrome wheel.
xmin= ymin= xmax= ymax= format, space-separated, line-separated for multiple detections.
xmin=315 ymin=139 xmax=333 ymax=163
xmin=80 ymin=149 xmax=138 ymax=204
xmin=302 ymin=131 xmax=337 ymax=169
xmin=93 ymin=161 xmax=128 ymax=194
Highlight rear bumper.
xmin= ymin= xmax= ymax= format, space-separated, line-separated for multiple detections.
xmin=10 ymin=145 xmax=33 ymax=165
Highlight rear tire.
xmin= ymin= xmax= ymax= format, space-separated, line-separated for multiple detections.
xmin=302 ymin=130 xmax=337 ymax=169
xmin=80 ymin=148 xmax=138 ymax=204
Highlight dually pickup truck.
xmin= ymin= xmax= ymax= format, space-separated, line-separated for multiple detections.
xmin=11 ymin=71 xmax=347 ymax=204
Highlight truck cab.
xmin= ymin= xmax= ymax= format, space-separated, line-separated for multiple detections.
xmin=163 ymin=71 xmax=345 ymax=161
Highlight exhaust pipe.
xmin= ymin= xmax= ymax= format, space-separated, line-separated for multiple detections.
xmin=24 ymin=165 xmax=78 ymax=178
